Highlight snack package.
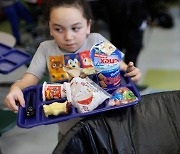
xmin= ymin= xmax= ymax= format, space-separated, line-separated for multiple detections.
xmin=79 ymin=50 xmax=96 ymax=75
xmin=90 ymin=41 xmax=122 ymax=89
xmin=49 ymin=56 xmax=69 ymax=82
xmin=48 ymin=51 xmax=97 ymax=82
xmin=42 ymin=82 xmax=66 ymax=101
xmin=70 ymin=77 xmax=111 ymax=113
xmin=63 ymin=53 xmax=82 ymax=80
xmin=109 ymin=87 xmax=137 ymax=106
xmin=64 ymin=53 xmax=81 ymax=68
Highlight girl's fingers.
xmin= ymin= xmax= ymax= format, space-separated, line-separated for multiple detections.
xmin=126 ymin=62 xmax=135 ymax=72
xmin=124 ymin=67 xmax=141 ymax=82
xmin=17 ymin=93 xmax=25 ymax=108
xmin=130 ymin=73 xmax=142 ymax=82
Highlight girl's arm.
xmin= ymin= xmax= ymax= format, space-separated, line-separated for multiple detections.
xmin=4 ymin=73 xmax=39 ymax=111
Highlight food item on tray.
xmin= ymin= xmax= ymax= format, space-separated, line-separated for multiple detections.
xmin=49 ymin=56 xmax=69 ymax=82
xmin=90 ymin=41 xmax=122 ymax=89
xmin=70 ymin=77 xmax=111 ymax=113
xmin=109 ymin=87 xmax=137 ymax=106
xmin=79 ymin=50 xmax=95 ymax=75
xmin=42 ymin=82 xmax=66 ymax=101
xmin=63 ymin=66 xmax=87 ymax=80
xmin=43 ymin=101 xmax=69 ymax=117
xmin=63 ymin=66 xmax=82 ymax=77
xmin=48 ymin=50 xmax=97 ymax=82
xmin=82 ymin=67 xmax=95 ymax=75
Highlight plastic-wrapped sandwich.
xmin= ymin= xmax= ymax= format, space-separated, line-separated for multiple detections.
xmin=70 ymin=77 xmax=111 ymax=113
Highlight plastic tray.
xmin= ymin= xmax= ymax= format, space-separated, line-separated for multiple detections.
xmin=0 ymin=43 xmax=32 ymax=74
xmin=17 ymin=71 xmax=141 ymax=128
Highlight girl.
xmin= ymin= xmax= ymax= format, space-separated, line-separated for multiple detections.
xmin=5 ymin=0 xmax=141 ymax=139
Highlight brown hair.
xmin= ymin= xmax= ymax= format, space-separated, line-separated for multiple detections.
xmin=44 ymin=0 xmax=93 ymax=24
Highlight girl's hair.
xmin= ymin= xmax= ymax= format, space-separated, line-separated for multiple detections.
xmin=44 ymin=0 xmax=93 ymax=24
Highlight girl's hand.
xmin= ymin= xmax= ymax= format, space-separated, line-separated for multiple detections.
xmin=4 ymin=86 xmax=25 ymax=111
xmin=124 ymin=62 xmax=141 ymax=82
xmin=4 ymin=73 xmax=39 ymax=111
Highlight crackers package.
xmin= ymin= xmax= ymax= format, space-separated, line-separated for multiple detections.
xmin=48 ymin=51 xmax=96 ymax=82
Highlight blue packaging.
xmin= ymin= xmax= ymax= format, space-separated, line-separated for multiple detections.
xmin=90 ymin=41 xmax=122 ymax=88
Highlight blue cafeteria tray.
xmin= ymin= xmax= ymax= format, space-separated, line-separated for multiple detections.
xmin=17 ymin=71 xmax=141 ymax=128
xmin=0 ymin=43 xmax=32 ymax=74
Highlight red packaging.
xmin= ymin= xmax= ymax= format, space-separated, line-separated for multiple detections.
xmin=42 ymin=82 xmax=66 ymax=101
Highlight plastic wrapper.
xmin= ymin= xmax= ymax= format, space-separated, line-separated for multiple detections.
xmin=109 ymin=87 xmax=138 ymax=106
xmin=70 ymin=77 xmax=111 ymax=113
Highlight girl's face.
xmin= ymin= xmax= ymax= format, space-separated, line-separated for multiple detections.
xmin=49 ymin=6 xmax=91 ymax=53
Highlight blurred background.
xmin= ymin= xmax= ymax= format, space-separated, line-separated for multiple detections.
xmin=0 ymin=0 xmax=180 ymax=154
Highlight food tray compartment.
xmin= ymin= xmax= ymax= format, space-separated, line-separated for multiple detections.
xmin=0 ymin=60 xmax=16 ymax=73
xmin=18 ymin=85 xmax=41 ymax=128
xmin=0 ymin=43 xmax=11 ymax=57
xmin=41 ymin=98 xmax=74 ymax=125
xmin=0 ymin=43 xmax=31 ymax=74
xmin=17 ymin=71 xmax=141 ymax=128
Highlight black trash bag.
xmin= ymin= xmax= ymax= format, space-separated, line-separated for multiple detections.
xmin=53 ymin=90 xmax=180 ymax=154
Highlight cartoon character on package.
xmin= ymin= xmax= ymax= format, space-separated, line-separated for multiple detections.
xmin=63 ymin=53 xmax=84 ymax=79
xmin=79 ymin=50 xmax=95 ymax=75
xmin=49 ymin=56 xmax=69 ymax=82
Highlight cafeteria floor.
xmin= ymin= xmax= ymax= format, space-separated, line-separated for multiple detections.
xmin=0 ymin=7 xmax=180 ymax=154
